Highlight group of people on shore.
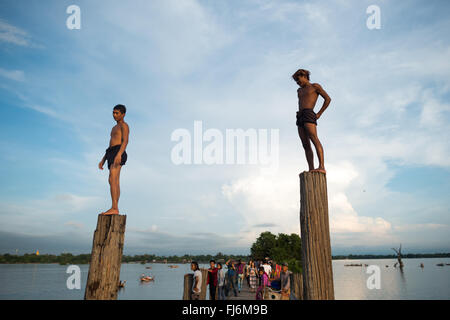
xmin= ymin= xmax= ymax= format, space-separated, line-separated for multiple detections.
xmin=190 ymin=257 xmax=292 ymax=300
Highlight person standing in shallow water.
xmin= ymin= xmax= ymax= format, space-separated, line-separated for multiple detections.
xmin=293 ymin=69 xmax=331 ymax=174
xmin=98 ymin=104 xmax=129 ymax=215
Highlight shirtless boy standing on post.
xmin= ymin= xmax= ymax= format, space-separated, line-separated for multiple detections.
xmin=293 ymin=69 xmax=331 ymax=174
xmin=98 ymin=104 xmax=129 ymax=215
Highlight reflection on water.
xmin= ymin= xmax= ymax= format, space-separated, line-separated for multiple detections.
xmin=333 ymin=258 xmax=450 ymax=300
xmin=0 ymin=258 xmax=449 ymax=300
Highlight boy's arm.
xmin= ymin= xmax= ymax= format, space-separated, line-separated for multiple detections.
xmin=193 ymin=275 xmax=199 ymax=292
xmin=114 ymin=122 xmax=130 ymax=165
xmin=99 ymin=154 xmax=107 ymax=170
xmin=313 ymin=83 xmax=331 ymax=120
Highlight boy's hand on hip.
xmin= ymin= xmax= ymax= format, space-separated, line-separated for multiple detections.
xmin=98 ymin=161 xmax=104 ymax=170
xmin=114 ymin=155 xmax=121 ymax=166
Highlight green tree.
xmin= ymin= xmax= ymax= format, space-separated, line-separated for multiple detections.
xmin=250 ymin=231 xmax=302 ymax=273
xmin=250 ymin=231 xmax=277 ymax=261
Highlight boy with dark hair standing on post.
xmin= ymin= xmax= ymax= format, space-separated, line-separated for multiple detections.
xmin=292 ymin=69 xmax=331 ymax=174
xmin=99 ymin=104 xmax=129 ymax=215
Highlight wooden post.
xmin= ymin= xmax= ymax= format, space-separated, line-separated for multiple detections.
xmin=199 ymin=268 xmax=208 ymax=300
xmin=291 ymin=272 xmax=303 ymax=300
xmin=84 ymin=214 xmax=126 ymax=300
xmin=299 ymin=171 xmax=334 ymax=300
xmin=183 ymin=274 xmax=193 ymax=300
xmin=183 ymin=268 xmax=208 ymax=300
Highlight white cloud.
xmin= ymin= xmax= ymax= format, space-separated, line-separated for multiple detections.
xmin=97 ymin=0 xmax=234 ymax=76
xmin=221 ymin=159 xmax=393 ymax=248
xmin=0 ymin=193 xmax=102 ymax=235
xmin=0 ymin=68 xmax=25 ymax=81
xmin=420 ymin=89 xmax=450 ymax=128
xmin=329 ymin=192 xmax=391 ymax=234
xmin=0 ymin=19 xmax=30 ymax=46
xmin=64 ymin=221 xmax=85 ymax=229
xmin=394 ymin=223 xmax=449 ymax=232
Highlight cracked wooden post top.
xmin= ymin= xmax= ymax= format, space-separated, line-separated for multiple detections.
xmin=84 ymin=214 xmax=126 ymax=300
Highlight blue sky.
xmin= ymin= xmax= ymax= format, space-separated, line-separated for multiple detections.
xmin=0 ymin=0 xmax=449 ymax=255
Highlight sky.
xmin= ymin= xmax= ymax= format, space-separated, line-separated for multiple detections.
xmin=0 ymin=0 xmax=449 ymax=256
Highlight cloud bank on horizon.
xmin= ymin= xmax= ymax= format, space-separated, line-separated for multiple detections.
xmin=0 ymin=0 xmax=449 ymax=255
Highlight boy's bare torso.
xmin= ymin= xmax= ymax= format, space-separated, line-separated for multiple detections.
xmin=297 ymin=83 xmax=321 ymax=111
xmin=110 ymin=122 xmax=126 ymax=146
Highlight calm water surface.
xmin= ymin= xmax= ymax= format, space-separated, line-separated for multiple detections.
xmin=0 ymin=258 xmax=449 ymax=300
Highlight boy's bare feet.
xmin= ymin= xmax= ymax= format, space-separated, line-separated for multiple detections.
xmin=310 ymin=168 xmax=326 ymax=174
xmin=100 ymin=208 xmax=119 ymax=215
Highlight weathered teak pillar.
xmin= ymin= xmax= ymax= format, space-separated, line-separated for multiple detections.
xmin=183 ymin=273 xmax=194 ymax=300
xmin=290 ymin=272 xmax=303 ymax=300
xmin=299 ymin=171 xmax=334 ymax=300
xmin=199 ymin=268 xmax=208 ymax=300
xmin=84 ymin=214 xmax=126 ymax=300
xmin=182 ymin=269 xmax=208 ymax=300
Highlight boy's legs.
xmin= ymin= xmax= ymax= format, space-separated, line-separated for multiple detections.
xmin=209 ymin=284 xmax=216 ymax=300
xmin=224 ymin=283 xmax=229 ymax=297
xmin=230 ymin=277 xmax=238 ymax=296
xmin=238 ymin=274 xmax=244 ymax=291
xmin=218 ymin=285 xmax=225 ymax=300
xmin=304 ymin=123 xmax=325 ymax=173
xmin=102 ymin=164 xmax=122 ymax=215
xmin=237 ymin=274 xmax=241 ymax=291
xmin=298 ymin=126 xmax=314 ymax=171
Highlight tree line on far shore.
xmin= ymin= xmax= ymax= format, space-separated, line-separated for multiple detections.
xmin=331 ymin=253 xmax=450 ymax=260
xmin=0 ymin=252 xmax=251 ymax=265
xmin=1 ymin=231 xmax=449 ymax=266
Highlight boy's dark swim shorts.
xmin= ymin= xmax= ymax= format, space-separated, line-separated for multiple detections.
xmin=105 ymin=145 xmax=127 ymax=170
xmin=296 ymin=109 xmax=317 ymax=127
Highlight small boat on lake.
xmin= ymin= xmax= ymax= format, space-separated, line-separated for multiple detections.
xmin=140 ymin=275 xmax=154 ymax=282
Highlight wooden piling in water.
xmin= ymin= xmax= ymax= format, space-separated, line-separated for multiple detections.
xmin=84 ymin=214 xmax=126 ymax=300
xmin=299 ymin=171 xmax=334 ymax=300
xmin=182 ymin=268 xmax=209 ymax=300
xmin=183 ymin=273 xmax=194 ymax=300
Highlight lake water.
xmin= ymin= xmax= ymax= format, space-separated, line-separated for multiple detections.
xmin=0 ymin=258 xmax=449 ymax=300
